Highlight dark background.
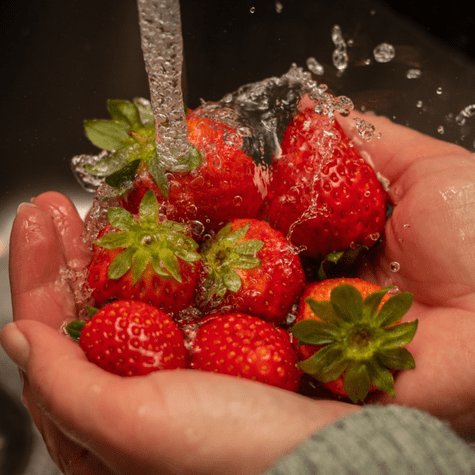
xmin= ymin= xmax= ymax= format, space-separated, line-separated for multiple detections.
xmin=1 ymin=0 xmax=474 ymax=205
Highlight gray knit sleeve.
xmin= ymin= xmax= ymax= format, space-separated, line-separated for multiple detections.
xmin=265 ymin=405 xmax=475 ymax=475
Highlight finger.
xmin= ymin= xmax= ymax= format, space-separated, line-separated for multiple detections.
xmin=337 ymin=112 xmax=472 ymax=183
xmin=9 ymin=203 xmax=77 ymax=328
xmin=2 ymin=319 xmax=360 ymax=475
xmin=23 ymin=379 xmax=114 ymax=475
xmin=31 ymin=192 xmax=92 ymax=272
xmin=369 ymin=306 xmax=475 ymax=441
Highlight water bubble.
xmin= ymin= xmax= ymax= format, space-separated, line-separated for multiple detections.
xmin=387 ymin=286 xmax=400 ymax=296
xmin=390 ymin=261 xmax=401 ymax=273
xmin=373 ymin=43 xmax=395 ymax=63
xmin=190 ymin=220 xmax=206 ymax=237
xmin=233 ymin=195 xmax=244 ymax=207
xmin=406 ymin=68 xmax=422 ymax=79
xmin=306 ymin=57 xmax=325 ymax=76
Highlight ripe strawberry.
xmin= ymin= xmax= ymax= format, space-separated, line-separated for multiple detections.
xmin=87 ymin=191 xmax=202 ymax=315
xmin=189 ymin=313 xmax=301 ymax=391
xmin=82 ymin=98 xmax=265 ymax=236
xmin=261 ymin=99 xmax=387 ymax=259
xmin=196 ymin=218 xmax=305 ymax=324
xmin=291 ymin=278 xmax=418 ymax=403
xmin=67 ymin=300 xmax=187 ymax=376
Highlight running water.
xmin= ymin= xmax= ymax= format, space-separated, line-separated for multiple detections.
xmin=137 ymin=0 xmax=191 ymax=169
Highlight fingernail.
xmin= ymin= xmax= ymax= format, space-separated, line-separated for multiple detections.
xmin=0 ymin=323 xmax=30 ymax=372
xmin=17 ymin=202 xmax=38 ymax=214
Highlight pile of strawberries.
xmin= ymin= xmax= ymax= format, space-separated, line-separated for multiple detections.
xmin=67 ymin=90 xmax=418 ymax=404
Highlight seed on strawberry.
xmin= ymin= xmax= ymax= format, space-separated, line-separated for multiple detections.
xmin=67 ymin=300 xmax=188 ymax=376
xmin=291 ymin=278 xmax=418 ymax=403
xmin=189 ymin=313 xmax=301 ymax=391
xmin=262 ymin=101 xmax=387 ymax=259
xmin=87 ymin=190 xmax=202 ymax=315
xmin=196 ymin=218 xmax=305 ymax=324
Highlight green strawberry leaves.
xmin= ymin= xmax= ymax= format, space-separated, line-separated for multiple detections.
xmin=200 ymin=222 xmax=264 ymax=302
xmin=84 ymin=99 xmax=202 ymax=197
xmin=292 ymin=284 xmax=417 ymax=403
xmin=95 ymin=190 xmax=201 ymax=284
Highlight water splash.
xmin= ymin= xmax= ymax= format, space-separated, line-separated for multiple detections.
xmin=137 ymin=0 xmax=190 ymax=169
xmin=306 ymin=57 xmax=325 ymax=76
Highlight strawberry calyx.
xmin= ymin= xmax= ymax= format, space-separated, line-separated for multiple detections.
xmin=200 ymin=222 xmax=264 ymax=301
xmin=84 ymin=98 xmax=201 ymax=197
xmin=291 ymin=284 xmax=417 ymax=403
xmin=95 ymin=190 xmax=201 ymax=284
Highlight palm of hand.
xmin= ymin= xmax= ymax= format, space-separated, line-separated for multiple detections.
xmin=348 ymin=116 xmax=475 ymax=438
xmin=4 ymin=114 xmax=475 ymax=475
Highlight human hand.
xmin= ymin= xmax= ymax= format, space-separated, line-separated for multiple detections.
xmin=2 ymin=113 xmax=475 ymax=475
xmin=0 ymin=192 xmax=359 ymax=475
xmin=339 ymin=113 xmax=475 ymax=440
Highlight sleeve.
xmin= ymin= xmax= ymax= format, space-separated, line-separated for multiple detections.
xmin=264 ymin=405 xmax=475 ymax=475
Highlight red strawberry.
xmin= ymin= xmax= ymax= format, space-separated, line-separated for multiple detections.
xmin=87 ymin=191 xmax=202 ymax=315
xmin=196 ymin=218 xmax=305 ymax=324
xmin=81 ymin=98 xmax=265 ymax=236
xmin=291 ymin=278 xmax=418 ymax=403
xmin=262 ymin=98 xmax=387 ymax=259
xmin=189 ymin=313 xmax=301 ymax=391
xmin=67 ymin=300 xmax=187 ymax=376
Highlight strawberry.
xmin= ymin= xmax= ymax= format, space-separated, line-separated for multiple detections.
xmin=67 ymin=300 xmax=187 ymax=376
xmin=196 ymin=218 xmax=305 ymax=324
xmin=87 ymin=190 xmax=202 ymax=315
xmin=291 ymin=278 xmax=418 ymax=403
xmin=261 ymin=98 xmax=387 ymax=259
xmin=81 ymin=98 xmax=264 ymax=236
xmin=189 ymin=313 xmax=301 ymax=391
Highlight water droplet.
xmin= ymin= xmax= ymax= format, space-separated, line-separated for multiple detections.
xmin=387 ymin=286 xmax=400 ymax=296
xmin=406 ymin=68 xmax=421 ymax=79
xmin=275 ymin=1 xmax=283 ymax=13
xmin=436 ymin=87 xmax=443 ymax=95
xmin=403 ymin=223 xmax=411 ymax=229
xmin=390 ymin=262 xmax=401 ymax=273
xmin=373 ymin=43 xmax=395 ymax=63
xmin=353 ymin=117 xmax=375 ymax=142
xmin=455 ymin=104 xmax=475 ymax=126
xmin=190 ymin=220 xmax=206 ymax=237
xmin=331 ymin=25 xmax=348 ymax=71
xmin=250 ymin=6 xmax=256 ymax=13
xmin=416 ymin=100 xmax=424 ymax=108
xmin=233 ymin=195 xmax=243 ymax=207
xmin=306 ymin=57 xmax=325 ymax=76
xmin=370 ymin=232 xmax=380 ymax=241
xmin=437 ymin=125 xmax=444 ymax=134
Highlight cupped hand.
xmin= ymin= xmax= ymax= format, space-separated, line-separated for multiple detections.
xmin=1 ymin=192 xmax=358 ymax=475
xmin=2 ymin=113 xmax=475 ymax=475
xmin=340 ymin=114 xmax=475 ymax=440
